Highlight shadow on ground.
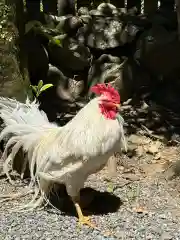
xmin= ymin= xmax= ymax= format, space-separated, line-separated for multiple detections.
xmin=47 ymin=185 xmax=122 ymax=217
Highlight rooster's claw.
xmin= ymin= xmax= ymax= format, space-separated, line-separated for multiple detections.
xmin=78 ymin=216 xmax=96 ymax=228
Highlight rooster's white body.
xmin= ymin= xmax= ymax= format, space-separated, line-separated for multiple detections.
xmin=0 ymin=96 xmax=126 ymax=213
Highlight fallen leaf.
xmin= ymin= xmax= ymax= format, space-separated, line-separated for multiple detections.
xmin=133 ymin=206 xmax=148 ymax=214
xmin=147 ymin=141 xmax=162 ymax=154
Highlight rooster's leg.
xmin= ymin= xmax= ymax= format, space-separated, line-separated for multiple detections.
xmin=72 ymin=196 xmax=96 ymax=228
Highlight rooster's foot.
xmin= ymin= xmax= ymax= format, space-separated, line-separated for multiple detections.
xmin=72 ymin=197 xmax=96 ymax=228
xmin=78 ymin=215 xmax=96 ymax=228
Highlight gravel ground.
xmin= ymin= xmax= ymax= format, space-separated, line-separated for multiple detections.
xmin=1 ymin=135 xmax=180 ymax=240
xmin=1 ymin=174 xmax=180 ymax=240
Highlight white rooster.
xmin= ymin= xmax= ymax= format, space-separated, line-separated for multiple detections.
xmin=0 ymin=83 xmax=126 ymax=227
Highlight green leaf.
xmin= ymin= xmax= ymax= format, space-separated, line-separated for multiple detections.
xmin=107 ymin=182 xmax=114 ymax=193
xmin=40 ymin=84 xmax=53 ymax=93
xmin=30 ymin=85 xmax=38 ymax=93
xmin=55 ymin=39 xmax=61 ymax=45
xmin=36 ymin=91 xmax=40 ymax=97
xmin=38 ymin=80 xmax=43 ymax=90
xmin=50 ymin=38 xmax=62 ymax=46
xmin=40 ymin=1 xmax=43 ymax=12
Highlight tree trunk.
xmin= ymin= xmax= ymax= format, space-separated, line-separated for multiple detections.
xmin=0 ymin=0 xmax=32 ymax=176
xmin=0 ymin=0 xmax=31 ymax=101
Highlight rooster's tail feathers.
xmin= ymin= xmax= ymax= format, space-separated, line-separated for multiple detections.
xmin=0 ymin=97 xmax=53 ymax=127
xmin=0 ymin=97 xmax=59 ymax=185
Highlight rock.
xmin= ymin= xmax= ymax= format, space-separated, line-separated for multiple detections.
xmin=38 ymin=65 xmax=78 ymax=122
xmin=115 ymin=230 xmax=125 ymax=239
xmin=90 ymin=3 xmax=126 ymax=17
xmin=128 ymin=134 xmax=150 ymax=145
xmin=160 ymin=232 xmax=173 ymax=240
xmin=78 ymin=7 xmax=91 ymax=25
xmin=126 ymin=145 xmax=136 ymax=158
xmin=46 ymin=64 xmax=75 ymax=101
xmin=56 ymin=15 xmax=83 ymax=36
xmin=87 ymin=54 xmax=122 ymax=93
xmin=96 ymin=3 xmax=117 ymax=15
xmin=87 ymin=54 xmax=134 ymax=101
xmin=77 ymin=3 xmax=148 ymax=51
xmin=154 ymin=152 xmax=161 ymax=160
xmin=77 ymin=3 xmax=136 ymax=50
xmin=78 ymin=7 xmax=89 ymax=16
xmin=25 ymin=33 xmax=49 ymax=85
xmin=38 ymin=63 xmax=85 ymax=123
xmin=57 ymin=0 xmax=75 ymax=16
xmin=170 ymin=160 xmax=180 ymax=177
xmin=128 ymin=135 xmax=141 ymax=145
xmin=77 ymin=17 xmax=127 ymax=49
xmin=117 ymin=178 xmax=130 ymax=187
xmin=136 ymin=145 xmax=145 ymax=157
xmin=47 ymin=36 xmax=91 ymax=73
xmin=151 ymin=226 xmax=162 ymax=235
xmin=146 ymin=141 xmax=162 ymax=154
xmin=134 ymin=25 xmax=180 ymax=78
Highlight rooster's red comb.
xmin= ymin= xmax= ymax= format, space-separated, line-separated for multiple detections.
xmin=90 ymin=83 xmax=120 ymax=103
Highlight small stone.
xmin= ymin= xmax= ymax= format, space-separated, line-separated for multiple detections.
xmin=123 ymin=173 xmax=140 ymax=181
xmin=117 ymin=178 xmax=130 ymax=187
xmin=115 ymin=230 xmax=125 ymax=238
xmin=96 ymin=235 xmax=106 ymax=240
xmin=154 ymin=152 xmax=161 ymax=160
xmin=147 ymin=141 xmax=162 ymax=154
xmin=151 ymin=226 xmax=162 ymax=235
xmin=159 ymin=214 xmax=167 ymax=219
xmin=128 ymin=134 xmax=142 ymax=144
xmin=160 ymin=232 xmax=173 ymax=240
xmin=136 ymin=146 xmax=144 ymax=157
